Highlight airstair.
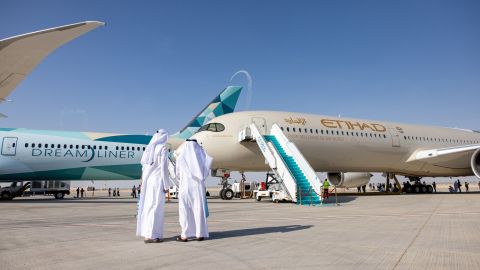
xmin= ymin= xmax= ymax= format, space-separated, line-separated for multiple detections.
xmin=167 ymin=155 xmax=179 ymax=188
xmin=244 ymin=123 xmax=322 ymax=205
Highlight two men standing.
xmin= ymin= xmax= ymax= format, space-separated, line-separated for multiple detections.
xmin=136 ymin=131 xmax=211 ymax=243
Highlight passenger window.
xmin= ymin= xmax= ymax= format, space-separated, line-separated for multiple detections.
xmin=39 ymin=143 xmax=42 ymax=148
xmin=299 ymin=128 xmax=302 ymax=133
xmin=76 ymin=145 xmax=79 ymax=149
xmin=127 ymin=147 xmax=130 ymax=151
xmin=316 ymin=129 xmax=318 ymax=134
xmin=281 ymin=127 xmax=284 ymax=131
xmin=287 ymin=127 xmax=290 ymax=132
xmin=105 ymin=146 xmax=108 ymax=150
xmin=99 ymin=146 xmax=102 ymax=150
xmin=32 ymin=143 xmax=36 ymax=147
xmin=143 ymin=147 xmax=146 ymax=151
xmin=25 ymin=143 xmax=28 ymax=148
xmin=70 ymin=145 xmax=73 ymax=149
xmin=88 ymin=145 xmax=91 ymax=149
xmin=93 ymin=146 xmax=96 ymax=150
xmin=81 ymin=145 xmax=85 ymax=149
xmin=63 ymin=144 xmax=67 ymax=149
xmin=137 ymin=147 xmax=140 ymax=151
xmin=121 ymin=146 xmax=124 ymax=150
xmin=116 ymin=146 xmax=119 ymax=150
xmin=293 ymin=128 xmax=296 ymax=132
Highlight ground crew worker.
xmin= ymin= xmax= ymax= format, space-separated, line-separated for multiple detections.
xmin=323 ymin=179 xmax=330 ymax=199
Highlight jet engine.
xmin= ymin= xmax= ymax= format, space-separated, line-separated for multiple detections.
xmin=327 ymin=172 xmax=373 ymax=188
xmin=472 ymin=149 xmax=480 ymax=179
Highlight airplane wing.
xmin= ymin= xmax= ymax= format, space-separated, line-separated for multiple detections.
xmin=406 ymin=144 xmax=480 ymax=169
xmin=0 ymin=21 xmax=104 ymax=114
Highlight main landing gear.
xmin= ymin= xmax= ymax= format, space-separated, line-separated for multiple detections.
xmin=403 ymin=177 xmax=434 ymax=194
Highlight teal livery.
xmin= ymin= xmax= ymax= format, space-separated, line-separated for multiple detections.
xmin=0 ymin=86 xmax=242 ymax=181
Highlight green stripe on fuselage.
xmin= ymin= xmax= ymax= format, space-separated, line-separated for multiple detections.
xmin=0 ymin=164 xmax=141 ymax=181
xmin=95 ymin=135 xmax=152 ymax=145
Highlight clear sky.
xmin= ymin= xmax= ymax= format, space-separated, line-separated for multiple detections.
xmin=1 ymin=1 xmax=480 ymax=187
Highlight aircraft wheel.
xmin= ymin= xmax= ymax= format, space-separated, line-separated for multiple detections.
xmin=224 ymin=188 xmax=234 ymax=200
xmin=414 ymin=186 xmax=421 ymax=193
xmin=405 ymin=186 xmax=412 ymax=193
xmin=219 ymin=189 xmax=226 ymax=200
xmin=426 ymin=185 xmax=434 ymax=193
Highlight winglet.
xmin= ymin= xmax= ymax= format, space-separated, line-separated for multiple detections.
xmin=0 ymin=21 xmax=105 ymax=101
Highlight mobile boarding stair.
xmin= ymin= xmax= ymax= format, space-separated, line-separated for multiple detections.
xmin=167 ymin=154 xmax=179 ymax=198
xmin=240 ymin=123 xmax=323 ymax=205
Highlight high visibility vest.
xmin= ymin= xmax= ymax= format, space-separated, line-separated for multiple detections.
xmin=323 ymin=181 xmax=330 ymax=188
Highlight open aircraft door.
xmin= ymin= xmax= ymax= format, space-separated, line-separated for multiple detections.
xmin=388 ymin=127 xmax=401 ymax=147
xmin=1 ymin=137 xmax=18 ymax=156
xmin=251 ymin=117 xmax=267 ymax=135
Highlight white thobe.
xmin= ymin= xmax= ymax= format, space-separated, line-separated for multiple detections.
xmin=177 ymin=166 xmax=209 ymax=238
xmin=136 ymin=146 xmax=170 ymax=239
xmin=176 ymin=141 xmax=212 ymax=239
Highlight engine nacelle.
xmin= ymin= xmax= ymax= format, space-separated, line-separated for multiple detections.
xmin=472 ymin=149 xmax=480 ymax=179
xmin=327 ymin=172 xmax=373 ymax=188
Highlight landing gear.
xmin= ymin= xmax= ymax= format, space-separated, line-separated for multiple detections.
xmin=403 ymin=177 xmax=434 ymax=194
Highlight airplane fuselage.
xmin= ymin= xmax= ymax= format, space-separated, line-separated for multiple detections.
xmin=192 ymin=111 xmax=480 ymax=178
xmin=0 ymin=128 xmax=154 ymax=181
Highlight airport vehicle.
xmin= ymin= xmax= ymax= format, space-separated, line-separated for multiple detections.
xmin=231 ymin=181 xmax=255 ymax=198
xmin=26 ymin=180 xmax=71 ymax=199
xmin=191 ymin=111 xmax=480 ymax=204
xmin=0 ymin=182 xmax=30 ymax=200
xmin=0 ymin=22 xmax=242 ymax=185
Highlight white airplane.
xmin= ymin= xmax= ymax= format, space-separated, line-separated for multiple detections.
xmin=189 ymin=111 xmax=480 ymax=200
xmin=0 ymin=22 xmax=243 ymax=185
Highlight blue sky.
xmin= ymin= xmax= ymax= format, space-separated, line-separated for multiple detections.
xmin=1 ymin=0 xmax=480 ymax=135
xmin=2 ymin=0 xmax=479 ymax=188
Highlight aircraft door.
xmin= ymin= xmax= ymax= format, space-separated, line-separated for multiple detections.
xmin=252 ymin=117 xmax=267 ymax=135
xmin=1 ymin=137 xmax=18 ymax=156
xmin=388 ymin=127 xmax=401 ymax=147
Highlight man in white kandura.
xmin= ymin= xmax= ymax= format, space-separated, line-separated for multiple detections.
xmin=176 ymin=139 xmax=212 ymax=242
xmin=136 ymin=129 xmax=170 ymax=243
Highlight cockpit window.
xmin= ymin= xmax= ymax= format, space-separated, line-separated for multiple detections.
xmin=197 ymin=123 xmax=225 ymax=133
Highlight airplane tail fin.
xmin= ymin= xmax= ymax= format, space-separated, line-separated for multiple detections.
xmin=172 ymin=86 xmax=242 ymax=139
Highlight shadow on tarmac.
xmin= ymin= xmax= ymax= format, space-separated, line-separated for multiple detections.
xmin=206 ymin=225 xmax=312 ymax=240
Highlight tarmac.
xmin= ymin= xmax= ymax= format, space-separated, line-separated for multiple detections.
xmin=1 ymin=190 xmax=479 ymax=270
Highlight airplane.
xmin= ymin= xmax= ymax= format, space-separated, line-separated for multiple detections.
xmin=189 ymin=111 xmax=480 ymax=199
xmin=0 ymin=22 xmax=243 ymax=191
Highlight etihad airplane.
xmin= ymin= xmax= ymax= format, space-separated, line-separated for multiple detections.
xmin=190 ymin=111 xmax=480 ymax=194
xmin=0 ymin=21 xmax=243 ymax=183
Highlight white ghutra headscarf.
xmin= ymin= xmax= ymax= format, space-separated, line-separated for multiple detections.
xmin=141 ymin=129 xmax=168 ymax=166
xmin=176 ymin=140 xmax=212 ymax=182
